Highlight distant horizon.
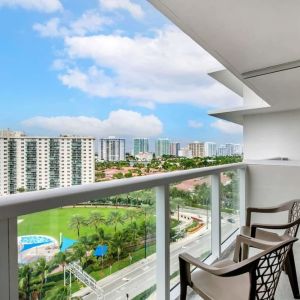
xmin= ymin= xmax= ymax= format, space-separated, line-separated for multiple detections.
xmin=1 ymin=128 xmax=242 ymax=154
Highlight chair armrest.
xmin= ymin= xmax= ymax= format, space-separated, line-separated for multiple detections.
xmin=179 ymin=253 xmax=219 ymax=275
xmin=180 ymin=247 xmax=253 ymax=278
xmin=233 ymin=234 xmax=278 ymax=262
xmin=250 ymin=219 xmax=300 ymax=237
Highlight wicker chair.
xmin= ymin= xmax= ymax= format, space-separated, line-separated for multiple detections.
xmin=179 ymin=235 xmax=297 ymax=300
xmin=241 ymin=199 xmax=300 ymax=298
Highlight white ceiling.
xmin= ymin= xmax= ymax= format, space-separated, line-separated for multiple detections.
xmin=149 ymin=0 xmax=300 ymax=118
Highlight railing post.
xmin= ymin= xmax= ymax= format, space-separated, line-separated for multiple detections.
xmin=211 ymin=173 xmax=221 ymax=258
xmin=156 ymin=185 xmax=170 ymax=300
xmin=0 ymin=217 xmax=18 ymax=300
xmin=238 ymin=168 xmax=246 ymax=226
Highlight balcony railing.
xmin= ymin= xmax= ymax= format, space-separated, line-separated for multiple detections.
xmin=0 ymin=162 xmax=246 ymax=300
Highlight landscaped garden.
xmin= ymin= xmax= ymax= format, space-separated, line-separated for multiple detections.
xmin=17 ymin=162 xmax=240 ymax=300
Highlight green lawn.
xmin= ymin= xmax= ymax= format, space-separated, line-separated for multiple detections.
xmin=18 ymin=206 xmax=143 ymax=241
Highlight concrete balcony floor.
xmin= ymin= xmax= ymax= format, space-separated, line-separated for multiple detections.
xmin=186 ymin=241 xmax=300 ymax=300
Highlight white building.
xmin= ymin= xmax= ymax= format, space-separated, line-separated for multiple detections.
xmin=233 ymin=144 xmax=243 ymax=155
xmin=155 ymin=138 xmax=170 ymax=157
xmin=170 ymin=142 xmax=180 ymax=156
xmin=135 ymin=152 xmax=153 ymax=161
xmin=204 ymin=142 xmax=217 ymax=157
xmin=188 ymin=142 xmax=205 ymax=157
xmin=98 ymin=137 xmax=125 ymax=161
xmin=0 ymin=130 xmax=95 ymax=196
xmin=178 ymin=147 xmax=193 ymax=158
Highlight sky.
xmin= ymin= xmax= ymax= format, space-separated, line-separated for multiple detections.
xmin=0 ymin=0 xmax=243 ymax=148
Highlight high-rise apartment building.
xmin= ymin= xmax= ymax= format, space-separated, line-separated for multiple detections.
xmin=178 ymin=147 xmax=193 ymax=158
xmin=133 ymin=138 xmax=149 ymax=156
xmin=217 ymin=143 xmax=242 ymax=156
xmin=170 ymin=142 xmax=180 ymax=156
xmin=188 ymin=142 xmax=205 ymax=157
xmin=217 ymin=144 xmax=226 ymax=156
xmin=98 ymin=137 xmax=125 ymax=161
xmin=233 ymin=144 xmax=243 ymax=155
xmin=0 ymin=130 xmax=95 ymax=196
xmin=204 ymin=142 xmax=217 ymax=157
xmin=155 ymin=138 xmax=170 ymax=157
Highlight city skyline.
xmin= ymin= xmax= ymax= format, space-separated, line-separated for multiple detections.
xmin=2 ymin=128 xmax=242 ymax=154
xmin=0 ymin=0 xmax=242 ymax=145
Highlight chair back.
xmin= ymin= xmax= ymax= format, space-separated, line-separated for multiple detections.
xmin=249 ymin=237 xmax=296 ymax=299
xmin=286 ymin=200 xmax=300 ymax=236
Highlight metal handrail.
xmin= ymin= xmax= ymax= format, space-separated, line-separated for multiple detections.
xmin=0 ymin=162 xmax=246 ymax=219
xmin=66 ymin=262 xmax=104 ymax=298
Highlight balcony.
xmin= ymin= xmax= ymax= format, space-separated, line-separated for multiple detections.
xmin=2 ymin=159 xmax=300 ymax=299
xmin=0 ymin=162 xmax=246 ymax=299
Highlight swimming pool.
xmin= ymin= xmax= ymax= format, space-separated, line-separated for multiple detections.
xmin=18 ymin=235 xmax=56 ymax=252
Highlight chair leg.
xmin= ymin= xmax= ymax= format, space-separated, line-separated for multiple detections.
xmin=180 ymin=282 xmax=187 ymax=300
xmin=286 ymin=249 xmax=300 ymax=299
xmin=242 ymin=243 xmax=249 ymax=260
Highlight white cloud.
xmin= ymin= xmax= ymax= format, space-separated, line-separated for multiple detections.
xmin=100 ymin=0 xmax=144 ymax=19
xmin=33 ymin=11 xmax=110 ymax=38
xmin=59 ymin=26 xmax=241 ymax=108
xmin=188 ymin=120 xmax=203 ymax=128
xmin=0 ymin=0 xmax=62 ymax=13
xmin=211 ymin=120 xmax=243 ymax=134
xmin=22 ymin=110 xmax=163 ymax=137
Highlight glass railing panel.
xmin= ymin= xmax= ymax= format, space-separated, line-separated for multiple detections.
xmin=169 ymin=176 xmax=212 ymax=290
xmin=220 ymin=170 xmax=240 ymax=244
xmin=17 ymin=188 xmax=156 ymax=300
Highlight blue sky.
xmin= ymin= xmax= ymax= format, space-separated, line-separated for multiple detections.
xmin=0 ymin=0 xmax=243 ymax=147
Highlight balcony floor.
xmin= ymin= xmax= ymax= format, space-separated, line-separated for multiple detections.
xmin=186 ymin=241 xmax=300 ymax=300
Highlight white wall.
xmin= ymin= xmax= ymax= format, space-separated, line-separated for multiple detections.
xmin=247 ymin=164 xmax=300 ymax=224
xmin=244 ymin=109 xmax=300 ymax=160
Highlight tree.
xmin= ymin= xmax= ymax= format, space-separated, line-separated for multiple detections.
xmin=19 ymin=264 xmax=32 ymax=300
xmin=69 ymin=215 xmax=86 ymax=238
xmin=194 ymin=183 xmax=211 ymax=207
xmin=88 ymin=211 xmax=106 ymax=233
xmin=71 ymin=243 xmax=88 ymax=267
xmin=107 ymin=211 xmax=125 ymax=233
xmin=125 ymin=209 xmax=137 ymax=224
xmin=125 ymin=221 xmax=140 ymax=249
xmin=170 ymin=197 xmax=184 ymax=221
xmin=110 ymin=232 xmax=125 ymax=261
xmin=53 ymin=251 xmax=69 ymax=269
xmin=17 ymin=187 xmax=26 ymax=193
xmin=139 ymin=204 xmax=155 ymax=258
xmin=34 ymin=257 xmax=49 ymax=298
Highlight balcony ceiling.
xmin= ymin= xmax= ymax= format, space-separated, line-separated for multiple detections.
xmin=149 ymin=0 xmax=300 ymax=122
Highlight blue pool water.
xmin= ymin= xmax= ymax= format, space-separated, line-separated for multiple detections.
xmin=19 ymin=235 xmax=56 ymax=252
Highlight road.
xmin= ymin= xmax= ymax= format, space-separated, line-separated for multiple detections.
xmin=72 ymin=219 xmax=238 ymax=300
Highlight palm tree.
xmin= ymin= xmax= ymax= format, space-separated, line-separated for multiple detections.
xmin=72 ymin=243 xmax=87 ymax=267
xmin=35 ymin=257 xmax=48 ymax=298
xmin=125 ymin=209 xmax=137 ymax=224
xmin=18 ymin=264 xmax=32 ymax=300
xmin=107 ymin=211 xmax=125 ymax=233
xmin=69 ymin=215 xmax=86 ymax=238
xmin=170 ymin=197 xmax=184 ymax=221
xmin=127 ymin=221 xmax=140 ymax=248
xmin=110 ymin=232 xmax=125 ymax=261
xmin=139 ymin=204 xmax=155 ymax=258
xmin=88 ymin=211 xmax=106 ymax=233
xmin=97 ymin=227 xmax=109 ymax=244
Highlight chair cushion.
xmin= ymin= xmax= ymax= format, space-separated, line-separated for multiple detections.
xmin=191 ymin=259 xmax=250 ymax=300
xmin=240 ymin=226 xmax=287 ymax=242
